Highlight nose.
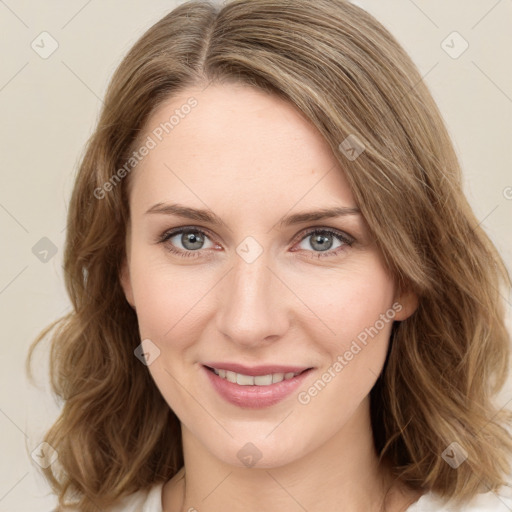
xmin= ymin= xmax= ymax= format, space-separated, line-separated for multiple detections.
xmin=215 ymin=248 xmax=290 ymax=348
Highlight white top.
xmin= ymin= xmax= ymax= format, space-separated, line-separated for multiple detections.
xmin=407 ymin=488 xmax=512 ymax=511
xmin=106 ymin=482 xmax=512 ymax=511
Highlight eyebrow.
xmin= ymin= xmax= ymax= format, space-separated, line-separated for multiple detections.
xmin=145 ymin=202 xmax=361 ymax=229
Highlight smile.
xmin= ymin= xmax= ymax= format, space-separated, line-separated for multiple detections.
xmin=202 ymin=364 xmax=314 ymax=408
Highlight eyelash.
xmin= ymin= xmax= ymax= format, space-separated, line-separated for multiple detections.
xmin=157 ymin=226 xmax=355 ymax=260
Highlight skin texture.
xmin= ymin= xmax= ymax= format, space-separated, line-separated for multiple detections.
xmin=120 ymin=82 xmax=420 ymax=512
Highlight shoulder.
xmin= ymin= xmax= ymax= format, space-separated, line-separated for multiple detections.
xmin=105 ymin=482 xmax=164 ymax=512
xmin=52 ymin=483 xmax=165 ymax=512
xmin=407 ymin=487 xmax=512 ymax=511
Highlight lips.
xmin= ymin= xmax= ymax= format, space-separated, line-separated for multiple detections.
xmin=202 ymin=362 xmax=314 ymax=409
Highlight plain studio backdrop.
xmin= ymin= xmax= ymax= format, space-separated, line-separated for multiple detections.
xmin=0 ymin=1 xmax=511 ymax=510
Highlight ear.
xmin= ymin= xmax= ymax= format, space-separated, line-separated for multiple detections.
xmin=119 ymin=257 xmax=135 ymax=309
xmin=392 ymin=285 xmax=419 ymax=322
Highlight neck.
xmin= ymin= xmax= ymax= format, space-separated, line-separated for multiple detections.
xmin=163 ymin=396 xmax=419 ymax=512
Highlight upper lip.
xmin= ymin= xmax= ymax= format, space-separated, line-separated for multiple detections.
xmin=203 ymin=362 xmax=312 ymax=376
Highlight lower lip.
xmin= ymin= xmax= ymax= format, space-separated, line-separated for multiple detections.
xmin=203 ymin=366 xmax=313 ymax=409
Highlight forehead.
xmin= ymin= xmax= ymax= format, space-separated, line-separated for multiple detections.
xmin=127 ymin=82 xmax=355 ymax=214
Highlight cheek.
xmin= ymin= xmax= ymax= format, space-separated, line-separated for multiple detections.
xmin=292 ymin=267 xmax=396 ymax=434
xmin=129 ymin=258 xmax=211 ymax=408
xmin=129 ymin=253 xmax=216 ymax=346
xmin=287 ymin=258 xmax=396 ymax=349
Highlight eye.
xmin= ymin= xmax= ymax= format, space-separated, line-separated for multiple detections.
xmin=158 ymin=227 xmax=217 ymax=259
xmin=292 ymin=228 xmax=354 ymax=259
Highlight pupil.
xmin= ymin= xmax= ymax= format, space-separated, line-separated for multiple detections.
xmin=183 ymin=231 xmax=203 ymax=250
xmin=313 ymin=234 xmax=332 ymax=251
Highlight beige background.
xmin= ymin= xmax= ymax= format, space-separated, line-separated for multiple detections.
xmin=0 ymin=1 xmax=511 ymax=510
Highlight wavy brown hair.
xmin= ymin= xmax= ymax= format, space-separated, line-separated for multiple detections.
xmin=27 ymin=0 xmax=512 ymax=510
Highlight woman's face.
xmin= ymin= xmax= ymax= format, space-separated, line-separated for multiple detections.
xmin=120 ymin=82 xmax=416 ymax=468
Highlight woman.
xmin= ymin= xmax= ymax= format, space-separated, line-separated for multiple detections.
xmin=27 ymin=0 xmax=512 ymax=511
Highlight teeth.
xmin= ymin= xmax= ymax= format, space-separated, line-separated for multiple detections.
xmin=272 ymin=373 xmax=284 ymax=384
xmin=212 ymin=368 xmax=301 ymax=386
xmin=237 ymin=373 xmax=254 ymax=385
xmin=255 ymin=374 xmax=273 ymax=385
